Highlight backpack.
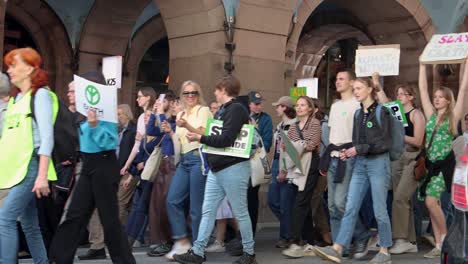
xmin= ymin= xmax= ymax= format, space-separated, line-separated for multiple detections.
xmin=31 ymin=88 xmax=79 ymax=191
xmin=355 ymin=105 xmax=405 ymax=161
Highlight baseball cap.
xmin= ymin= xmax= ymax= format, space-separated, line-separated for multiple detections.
xmin=248 ymin=91 xmax=264 ymax=104
xmin=272 ymin=96 xmax=294 ymax=108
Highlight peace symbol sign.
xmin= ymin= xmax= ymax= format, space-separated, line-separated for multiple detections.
xmin=85 ymin=85 xmax=101 ymax=106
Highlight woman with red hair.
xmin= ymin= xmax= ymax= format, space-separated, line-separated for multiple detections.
xmin=0 ymin=47 xmax=54 ymax=263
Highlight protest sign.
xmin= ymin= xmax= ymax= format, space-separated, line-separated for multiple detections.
xmin=74 ymin=75 xmax=118 ymax=123
xmin=290 ymin=87 xmax=307 ymax=102
xmin=280 ymin=130 xmax=304 ymax=175
xmin=420 ymin=33 xmax=468 ymax=64
xmin=383 ymin=100 xmax=408 ymax=127
xmin=102 ymin=56 xmax=123 ymax=88
xmin=202 ymin=119 xmax=254 ymax=158
xmin=297 ymin=78 xmax=319 ymax=98
xmin=355 ymin=44 xmax=400 ymax=77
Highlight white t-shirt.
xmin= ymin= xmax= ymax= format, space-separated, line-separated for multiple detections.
xmin=328 ymin=98 xmax=360 ymax=155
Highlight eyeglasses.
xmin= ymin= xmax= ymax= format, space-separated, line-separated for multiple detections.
xmin=397 ymin=92 xmax=411 ymax=97
xmin=183 ymin=91 xmax=199 ymax=97
xmin=67 ymin=90 xmax=75 ymax=94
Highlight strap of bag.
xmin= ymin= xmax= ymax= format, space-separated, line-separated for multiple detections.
xmin=295 ymin=116 xmax=310 ymax=141
xmin=426 ymin=120 xmax=440 ymax=153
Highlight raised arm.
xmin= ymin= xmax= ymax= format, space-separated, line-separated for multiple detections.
xmin=453 ymin=58 xmax=468 ymax=122
xmin=373 ymin=72 xmax=389 ymax=103
xmin=418 ymin=64 xmax=434 ymax=119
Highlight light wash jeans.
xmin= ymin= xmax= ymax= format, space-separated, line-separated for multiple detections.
xmin=166 ymin=150 xmax=206 ymax=240
xmin=336 ymin=154 xmax=393 ymax=248
xmin=0 ymin=151 xmax=48 ymax=263
xmin=192 ymin=160 xmax=254 ymax=257
xmin=327 ymin=157 xmax=369 ymax=244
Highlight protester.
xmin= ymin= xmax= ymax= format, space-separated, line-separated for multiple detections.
xmin=209 ymin=101 xmax=220 ymax=115
xmin=165 ymin=81 xmax=213 ymax=260
xmin=247 ymin=91 xmax=273 ymax=236
xmin=49 ymin=71 xmax=135 ymax=264
xmin=173 ymin=74 xmax=257 ymax=264
xmin=387 ymin=84 xmax=425 ymax=254
xmin=318 ymin=70 xmax=370 ymax=259
xmin=0 ymin=48 xmax=54 ymax=264
xmin=146 ymin=91 xmax=177 ymax=257
xmin=417 ymin=60 xmax=468 ymax=258
xmin=267 ymin=96 xmax=297 ymax=248
xmin=0 ymin=73 xmax=10 ymax=138
xmin=315 ymin=77 xmax=393 ymax=264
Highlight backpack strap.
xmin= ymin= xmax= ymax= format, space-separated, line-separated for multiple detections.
xmin=375 ymin=104 xmax=382 ymax=127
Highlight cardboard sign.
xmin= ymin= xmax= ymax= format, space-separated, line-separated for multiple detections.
xmin=297 ymin=78 xmax=319 ymax=99
xmin=290 ymin=87 xmax=307 ymax=102
xmin=383 ymin=100 xmax=408 ymax=127
xmin=202 ymin=119 xmax=254 ymax=158
xmin=74 ymin=75 xmax=118 ymax=123
xmin=355 ymin=45 xmax=400 ymax=77
xmin=280 ymin=130 xmax=304 ymax=175
xmin=102 ymin=56 xmax=123 ymax=88
xmin=420 ymin=33 xmax=468 ymax=64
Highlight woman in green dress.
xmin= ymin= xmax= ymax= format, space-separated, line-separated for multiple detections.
xmin=418 ymin=59 xmax=468 ymax=258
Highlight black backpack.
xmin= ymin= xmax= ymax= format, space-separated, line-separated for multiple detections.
xmin=30 ymin=88 xmax=79 ymax=191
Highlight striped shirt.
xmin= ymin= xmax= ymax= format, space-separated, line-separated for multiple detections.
xmin=287 ymin=117 xmax=321 ymax=152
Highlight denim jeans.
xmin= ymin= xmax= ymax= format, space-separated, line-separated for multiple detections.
xmin=0 ymin=152 xmax=48 ymax=263
xmin=268 ymin=159 xmax=297 ymax=240
xmin=126 ymin=180 xmax=153 ymax=242
xmin=336 ymin=154 xmax=393 ymax=248
xmin=192 ymin=160 xmax=254 ymax=257
xmin=327 ymin=157 xmax=369 ymax=244
xmin=167 ymin=150 xmax=206 ymax=240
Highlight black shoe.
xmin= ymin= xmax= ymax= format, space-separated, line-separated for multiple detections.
xmin=173 ymin=249 xmax=205 ymax=264
xmin=233 ymin=252 xmax=257 ymax=264
xmin=353 ymin=237 xmax=369 ymax=260
xmin=226 ymin=238 xmax=243 ymax=256
xmin=78 ymin=248 xmax=107 ymax=260
xmin=147 ymin=243 xmax=172 ymax=257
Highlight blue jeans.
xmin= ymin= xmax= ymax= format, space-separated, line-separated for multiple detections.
xmin=0 ymin=153 xmax=48 ymax=263
xmin=336 ymin=154 xmax=393 ymax=248
xmin=268 ymin=159 xmax=297 ymax=240
xmin=167 ymin=150 xmax=206 ymax=240
xmin=126 ymin=180 xmax=153 ymax=242
xmin=192 ymin=160 xmax=254 ymax=256
xmin=327 ymin=157 xmax=369 ymax=244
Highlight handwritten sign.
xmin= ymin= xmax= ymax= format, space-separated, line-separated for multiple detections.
xmin=74 ymin=75 xmax=118 ymax=123
xmin=383 ymin=100 xmax=408 ymax=127
xmin=202 ymin=119 xmax=254 ymax=158
xmin=420 ymin=33 xmax=468 ymax=64
xmin=102 ymin=56 xmax=122 ymax=88
xmin=355 ymin=45 xmax=400 ymax=77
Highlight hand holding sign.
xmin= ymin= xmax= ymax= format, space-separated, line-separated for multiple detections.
xmin=186 ymin=132 xmax=201 ymax=142
xmin=87 ymin=110 xmax=98 ymax=128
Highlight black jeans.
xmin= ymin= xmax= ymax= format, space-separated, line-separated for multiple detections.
xmin=49 ymin=151 xmax=135 ymax=264
xmin=291 ymin=153 xmax=320 ymax=243
xmin=37 ymin=190 xmax=69 ymax=253
xmin=248 ymin=183 xmax=260 ymax=235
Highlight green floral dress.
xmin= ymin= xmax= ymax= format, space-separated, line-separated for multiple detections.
xmin=418 ymin=114 xmax=452 ymax=200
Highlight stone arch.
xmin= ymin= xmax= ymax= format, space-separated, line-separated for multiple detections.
xmin=120 ymin=15 xmax=167 ymax=106
xmin=6 ymin=0 xmax=73 ymax=98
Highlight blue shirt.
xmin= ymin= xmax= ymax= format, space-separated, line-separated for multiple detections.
xmin=146 ymin=113 xmax=176 ymax=156
xmin=251 ymin=112 xmax=273 ymax=153
xmin=79 ymin=120 xmax=118 ymax=153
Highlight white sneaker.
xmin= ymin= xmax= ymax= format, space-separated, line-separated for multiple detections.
xmin=389 ymin=239 xmax=418 ymax=254
xmin=282 ymin=243 xmax=305 ymax=258
xmin=303 ymin=244 xmax=316 ymax=256
xmin=206 ymin=240 xmax=225 ymax=253
xmin=164 ymin=241 xmax=191 ymax=260
xmin=367 ymin=235 xmax=379 ymax=251
xmin=423 ymin=247 xmax=441 ymax=258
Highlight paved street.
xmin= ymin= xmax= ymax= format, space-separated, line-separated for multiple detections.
xmin=20 ymin=227 xmax=439 ymax=264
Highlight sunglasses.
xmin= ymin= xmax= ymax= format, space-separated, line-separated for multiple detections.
xmin=183 ymin=91 xmax=199 ymax=97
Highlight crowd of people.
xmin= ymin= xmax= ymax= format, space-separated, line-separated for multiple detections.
xmin=0 ymin=47 xmax=467 ymax=264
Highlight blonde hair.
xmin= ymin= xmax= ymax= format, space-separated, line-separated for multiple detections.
xmin=354 ymin=77 xmax=380 ymax=99
xmin=433 ymin=86 xmax=457 ymax=135
xmin=179 ymin=80 xmax=206 ymax=109
xmin=118 ymin=104 xmax=134 ymax=121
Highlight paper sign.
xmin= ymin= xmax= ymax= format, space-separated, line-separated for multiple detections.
xmin=290 ymin=87 xmax=307 ymax=102
xmin=102 ymin=56 xmax=123 ymax=88
xmin=202 ymin=119 xmax=254 ymax=158
xmin=383 ymin=100 xmax=408 ymax=127
xmin=355 ymin=45 xmax=400 ymax=77
xmin=297 ymin=78 xmax=319 ymax=99
xmin=452 ymin=164 xmax=468 ymax=211
xmin=280 ymin=130 xmax=304 ymax=175
xmin=420 ymin=33 xmax=468 ymax=64
xmin=74 ymin=75 xmax=118 ymax=123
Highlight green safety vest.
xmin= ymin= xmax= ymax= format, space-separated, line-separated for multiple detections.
xmin=0 ymin=89 xmax=57 ymax=189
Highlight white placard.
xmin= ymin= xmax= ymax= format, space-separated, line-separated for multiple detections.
xmin=296 ymin=78 xmax=318 ymax=99
xmin=355 ymin=45 xmax=400 ymax=77
xmin=74 ymin=75 xmax=118 ymax=123
xmin=420 ymin=33 xmax=468 ymax=64
xmin=102 ymin=56 xmax=123 ymax=88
